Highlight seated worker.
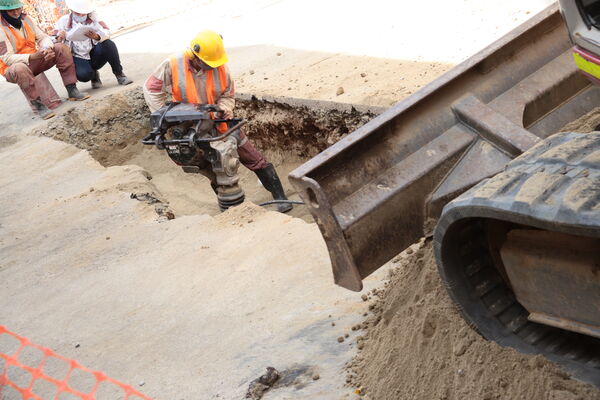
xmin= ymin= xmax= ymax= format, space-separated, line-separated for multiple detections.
xmin=0 ymin=0 xmax=88 ymax=119
xmin=143 ymin=30 xmax=292 ymax=213
xmin=54 ymin=0 xmax=132 ymax=89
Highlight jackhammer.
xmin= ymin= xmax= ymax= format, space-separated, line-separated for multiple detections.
xmin=142 ymin=102 xmax=247 ymax=211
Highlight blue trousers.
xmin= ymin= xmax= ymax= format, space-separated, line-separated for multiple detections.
xmin=73 ymin=39 xmax=123 ymax=82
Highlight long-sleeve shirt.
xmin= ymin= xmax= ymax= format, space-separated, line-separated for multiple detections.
xmin=0 ymin=14 xmax=53 ymax=67
xmin=143 ymin=56 xmax=235 ymax=113
xmin=54 ymin=12 xmax=110 ymax=60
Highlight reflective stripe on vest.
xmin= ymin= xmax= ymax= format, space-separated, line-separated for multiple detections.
xmin=170 ymin=54 xmax=229 ymax=133
xmin=169 ymin=54 xmax=200 ymax=104
xmin=0 ymin=16 xmax=37 ymax=75
xmin=206 ymin=66 xmax=229 ymax=133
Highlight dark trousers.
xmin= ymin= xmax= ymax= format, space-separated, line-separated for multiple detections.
xmin=73 ymin=39 xmax=123 ymax=82
xmin=237 ymin=130 xmax=268 ymax=171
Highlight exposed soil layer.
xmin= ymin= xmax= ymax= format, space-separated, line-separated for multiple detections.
xmin=33 ymin=87 xmax=379 ymax=218
xmin=347 ymin=241 xmax=600 ymax=400
xmin=234 ymin=94 xmax=381 ymax=158
xmin=34 ymin=87 xmax=380 ymax=167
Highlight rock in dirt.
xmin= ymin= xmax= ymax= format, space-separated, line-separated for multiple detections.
xmin=154 ymin=205 xmax=175 ymax=219
xmin=336 ymin=87 xmax=345 ymax=96
xmin=245 ymin=367 xmax=280 ymax=400
xmin=348 ymin=241 xmax=600 ymax=400
xmin=130 ymin=192 xmax=161 ymax=204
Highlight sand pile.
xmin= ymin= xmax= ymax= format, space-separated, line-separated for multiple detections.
xmin=347 ymin=240 xmax=600 ymax=400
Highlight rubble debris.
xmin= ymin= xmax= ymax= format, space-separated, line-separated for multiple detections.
xmin=245 ymin=367 xmax=280 ymax=400
xmin=155 ymin=205 xmax=175 ymax=221
xmin=130 ymin=192 xmax=160 ymax=204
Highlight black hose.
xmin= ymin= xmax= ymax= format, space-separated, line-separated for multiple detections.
xmin=144 ymin=120 xmax=248 ymax=146
xmin=258 ymin=200 xmax=305 ymax=207
xmin=195 ymin=120 xmax=247 ymax=143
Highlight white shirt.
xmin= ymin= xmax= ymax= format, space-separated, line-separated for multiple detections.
xmin=54 ymin=12 xmax=110 ymax=60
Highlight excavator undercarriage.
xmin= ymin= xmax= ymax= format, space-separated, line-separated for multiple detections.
xmin=437 ymin=131 xmax=600 ymax=385
xmin=290 ymin=3 xmax=600 ymax=386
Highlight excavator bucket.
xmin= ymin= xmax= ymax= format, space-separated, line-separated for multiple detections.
xmin=289 ymin=4 xmax=600 ymax=291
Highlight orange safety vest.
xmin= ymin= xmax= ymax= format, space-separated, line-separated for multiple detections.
xmin=0 ymin=15 xmax=37 ymax=76
xmin=170 ymin=54 xmax=229 ymax=134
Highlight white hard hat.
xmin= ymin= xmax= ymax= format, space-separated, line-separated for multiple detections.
xmin=66 ymin=0 xmax=94 ymax=14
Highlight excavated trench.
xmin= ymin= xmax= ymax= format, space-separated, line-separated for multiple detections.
xmin=33 ymin=87 xmax=381 ymax=219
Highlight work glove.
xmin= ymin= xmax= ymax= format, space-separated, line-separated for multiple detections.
xmin=218 ymin=107 xmax=234 ymax=120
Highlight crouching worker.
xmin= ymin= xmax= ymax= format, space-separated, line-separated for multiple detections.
xmin=143 ymin=30 xmax=292 ymax=213
xmin=55 ymin=0 xmax=132 ymax=89
xmin=0 ymin=0 xmax=88 ymax=119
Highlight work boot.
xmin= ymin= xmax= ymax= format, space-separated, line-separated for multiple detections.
xmin=31 ymin=98 xmax=56 ymax=120
xmin=254 ymin=163 xmax=293 ymax=213
xmin=66 ymin=84 xmax=90 ymax=101
xmin=116 ymin=73 xmax=133 ymax=85
xmin=91 ymin=70 xmax=103 ymax=89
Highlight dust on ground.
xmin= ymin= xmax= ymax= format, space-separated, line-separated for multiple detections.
xmin=236 ymin=57 xmax=450 ymax=108
xmin=346 ymin=241 xmax=600 ymax=400
xmin=94 ymin=0 xmax=211 ymax=36
xmin=0 ymin=134 xmax=387 ymax=399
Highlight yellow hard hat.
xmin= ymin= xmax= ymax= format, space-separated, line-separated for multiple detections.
xmin=190 ymin=30 xmax=228 ymax=68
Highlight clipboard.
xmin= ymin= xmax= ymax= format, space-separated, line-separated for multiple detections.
xmin=67 ymin=25 xmax=99 ymax=42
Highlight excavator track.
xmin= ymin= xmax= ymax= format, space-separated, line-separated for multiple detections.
xmin=435 ymin=131 xmax=600 ymax=386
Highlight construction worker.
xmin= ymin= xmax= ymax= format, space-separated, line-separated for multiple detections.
xmin=0 ymin=0 xmax=88 ymax=119
xmin=143 ymin=30 xmax=293 ymax=213
xmin=54 ymin=0 xmax=133 ymax=89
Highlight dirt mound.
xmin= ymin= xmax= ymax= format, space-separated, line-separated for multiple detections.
xmin=34 ymin=88 xmax=150 ymax=167
xmin=33 ymin=87 xmax=379 ymax=168
xmin=347 ymin=241 xmax=600 ymax=400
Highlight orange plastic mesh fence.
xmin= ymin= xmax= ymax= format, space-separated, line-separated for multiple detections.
xmin=0 ymin=326 xmax=152 ymax=400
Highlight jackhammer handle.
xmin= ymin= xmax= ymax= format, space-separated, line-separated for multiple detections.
xmin=141 ymin=129 xmax=161 ymax=145
xmin=141 ymin=120 xmax=248 ymax=146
